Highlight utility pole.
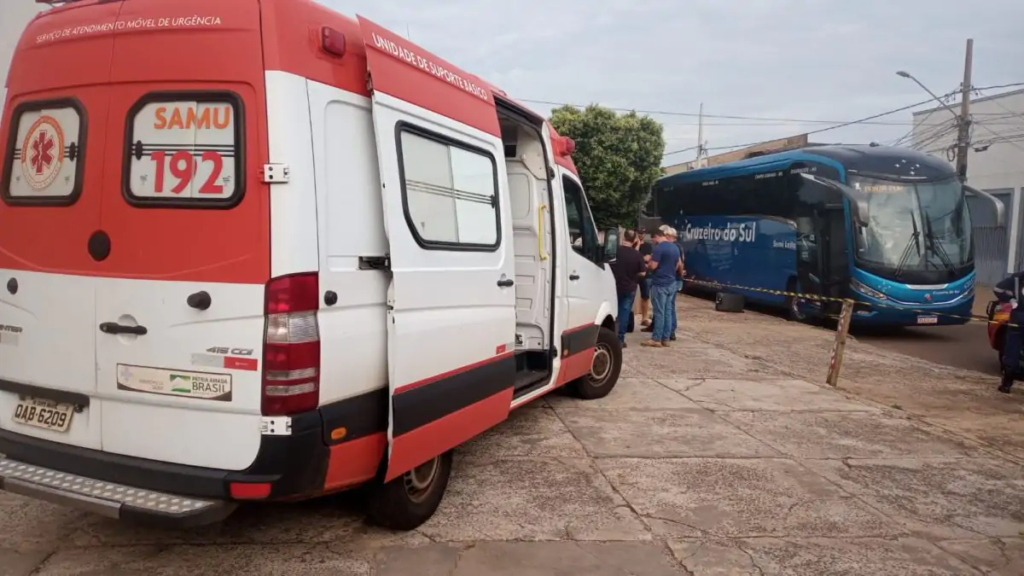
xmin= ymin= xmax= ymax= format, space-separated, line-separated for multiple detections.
xmin=696 ymin=103 xmax=704 ymax=168
xmin=954 ymin=38 xmax=974 ymax=182
xmin=897 ymin=38 xmax=975 ymax=181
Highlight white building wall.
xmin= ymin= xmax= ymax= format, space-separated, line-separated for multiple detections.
xmin=912 ymin=89 xmax=1024 ymax=280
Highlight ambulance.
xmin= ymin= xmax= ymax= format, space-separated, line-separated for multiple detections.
xmin=0 ymin=0 xmax=623 ymax=529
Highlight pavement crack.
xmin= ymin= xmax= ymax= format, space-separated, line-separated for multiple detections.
xmin=734 ymin=541 xmax=767 ymax=576
xmin=549 ymin=403 xmax=653 ymax=538
xmin=642 ymin=513 xmax=711 ymax=537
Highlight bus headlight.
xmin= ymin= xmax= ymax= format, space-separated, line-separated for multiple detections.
xmin=851 ymin=278 xmax=887 ymax=300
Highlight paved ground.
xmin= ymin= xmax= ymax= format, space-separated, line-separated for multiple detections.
xmin=2 ymin=296 xmax=1023 ymax=575
xmin=854 ymin=323 xmax=1000 ymax=377
xmin=851 ymin=289 xmax=1001 ymax=377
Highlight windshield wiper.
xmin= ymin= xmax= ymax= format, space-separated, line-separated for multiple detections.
xmin=894 ymin=213 xmax=922 ymax=280
xmin=923 ymin=218 xmax=957 ymax=274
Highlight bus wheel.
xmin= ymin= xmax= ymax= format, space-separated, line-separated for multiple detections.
xmin=570 ymin=327 xmax=622 ymax=400
xmin=367 ymin=451 xmax=453 ymax=531
xmin=786 ymin=279 xmax=807 ymax=323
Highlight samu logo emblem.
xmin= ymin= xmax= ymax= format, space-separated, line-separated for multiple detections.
xmin=20 ymin=115 xmax=65 ymax=190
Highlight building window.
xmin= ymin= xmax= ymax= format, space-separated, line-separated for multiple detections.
xmin=399 ymin=128 xmax=500 ymax=249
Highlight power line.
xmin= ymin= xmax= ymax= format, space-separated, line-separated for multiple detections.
xmin=519 ymin=98 xmax=946 ymax=127
xmin=662 ymin=93 xmax=954 ymax=157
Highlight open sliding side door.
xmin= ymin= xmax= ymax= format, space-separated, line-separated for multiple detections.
xmin=357 ymin=17 xmax=518 ymax=481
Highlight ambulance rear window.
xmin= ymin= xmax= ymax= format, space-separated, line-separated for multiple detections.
xmin=124 ymin=92 xmax=244 ymax=208
xmin=2 ymin=98 xmax=86 ymax=206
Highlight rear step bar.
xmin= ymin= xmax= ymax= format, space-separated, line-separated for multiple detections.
xmin=0 ymin=456 xmax=236 ymax=527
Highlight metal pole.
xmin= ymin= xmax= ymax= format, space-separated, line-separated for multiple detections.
xmin=955 ymin=39 xmax=974 ymax=182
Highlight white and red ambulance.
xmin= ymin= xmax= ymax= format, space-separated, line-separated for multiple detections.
xmin=0 ymin=0 xmax=623 ymax=529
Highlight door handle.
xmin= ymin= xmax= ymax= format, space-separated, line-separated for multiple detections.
xmin=99 ymin=322 xmax=148 ymax=336
xmin=186 ymin=290 xmax=212 ymax=311
xmin=497 ymin=278 xmax=515 ymax=288
xmin=569 ymin=273 xmax=580 ymax=281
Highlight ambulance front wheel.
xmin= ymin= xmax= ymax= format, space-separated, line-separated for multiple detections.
xmin=367 ymin=450 xmax=453 ymax=531
xmin=570 ymin=327 xmax=622 ymax=400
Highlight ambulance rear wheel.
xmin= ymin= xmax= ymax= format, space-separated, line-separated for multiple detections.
xmin=367 ymin=451 xmax=453 ymax=531
xmin=570 ymin=327 xmax=622 ymax=400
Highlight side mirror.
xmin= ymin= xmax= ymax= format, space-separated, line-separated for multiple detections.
xmin=800 ymin=173 xmax=870 ymax=228
xmin=964 ymin=184 xmax=1006 ymax=227
xmin=602 ymin=228 xmax=619 ymax=263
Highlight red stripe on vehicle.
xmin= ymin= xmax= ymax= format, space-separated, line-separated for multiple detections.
xmin=394 ymin=351 xmax=514 ymax=395
xmin=386 ymin=387 xmax=512 ymax=482
xmin=224 ymin=356 xmax=258 ymax=371
xmin=556 ymin=346 xmax=595 ymax=388
xmin=323 ymin=432 xmax=387 ymax=492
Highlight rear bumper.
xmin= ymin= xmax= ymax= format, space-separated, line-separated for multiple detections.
xmin=0 ymin=410 xmax=330 ymax=527
xmin=0 ymin=456 xmax=235 ymax=528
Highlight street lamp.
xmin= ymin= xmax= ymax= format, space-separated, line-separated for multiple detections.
xmin=896 ymin=65 xmax=973 ymax=182
xmin=895 ymin=70 xmax=960 ymax=119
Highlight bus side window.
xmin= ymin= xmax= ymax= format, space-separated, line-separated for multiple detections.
xmin=561 ymin=175 xmax=600 ymax=264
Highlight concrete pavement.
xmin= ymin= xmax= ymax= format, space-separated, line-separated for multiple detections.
xmin=2 ymin=296 xmax=1022 ymax=575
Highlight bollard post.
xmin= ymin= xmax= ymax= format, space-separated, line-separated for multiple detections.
xmin=825 ymin=299 xmax=855 ymax=388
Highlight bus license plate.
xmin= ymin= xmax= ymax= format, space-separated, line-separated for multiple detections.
xmin=12 ymin=397 xmax=74 ymax=432
xmin=916 ymin=315 xmax=939 ymax=325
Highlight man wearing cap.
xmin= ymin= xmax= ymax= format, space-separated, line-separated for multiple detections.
xmin=666 ymin=227 xmax=685 ymax=341
xmin=642 ymin=228 xmax=682 ymax=348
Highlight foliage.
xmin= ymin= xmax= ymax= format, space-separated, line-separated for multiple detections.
xmin=549 ymin=104 xmax=665 ymax=228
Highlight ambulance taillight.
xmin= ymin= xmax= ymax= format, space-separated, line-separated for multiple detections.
xmin=261 ymin=273 xmax=321 ymax=416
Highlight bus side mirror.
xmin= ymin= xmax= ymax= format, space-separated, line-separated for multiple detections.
xmin=964 ymin=185 xmax=1006 ymax=228
xmin=799 ymin=173 xmax=870 ymax=228
xmin=603 ymin=228 xmax=619 ymax=263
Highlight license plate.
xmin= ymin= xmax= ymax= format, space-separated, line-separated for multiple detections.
xmin=916 ymin=315 xmax=939 ymax=325
xmin=12 ymin=397 xmax=74 ymax=432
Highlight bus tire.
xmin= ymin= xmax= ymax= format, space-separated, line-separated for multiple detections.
xmin=366 ymin=451 xmax=453 ymax=531
xmin=570 ymin=327 xmax=622 ymax=400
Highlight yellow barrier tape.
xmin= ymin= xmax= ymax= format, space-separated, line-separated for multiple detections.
xmin=681 ymin=277 xmax=1018 ymax=329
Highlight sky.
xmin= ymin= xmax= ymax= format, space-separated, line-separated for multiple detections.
xmin=330 ymin=0 xmax=1024 ymax=166
xmin=3 ymin=1 xmax=1021 ymax=167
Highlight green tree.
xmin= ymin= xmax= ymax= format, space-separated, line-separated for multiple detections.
xmin=549 ymin=104 xmax=665 ymax=229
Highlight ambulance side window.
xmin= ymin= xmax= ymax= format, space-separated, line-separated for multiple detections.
xmin=123 ymin=92 xmax=244 ymax=208
xmin=1 ymin=98 xmax=86 ymax=206
xmin=397 ymin=125 xmax=500 ymax=250
xmin=561 ymin=175 xmax=600 ymax=264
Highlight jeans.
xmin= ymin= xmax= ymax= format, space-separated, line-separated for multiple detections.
xmin=651 ymin=284 xmax=674 ymax=342
xmin=616 ymin=291 xmax=636 ymax=343
xmin=669 ymin=280 xmax=682 ymax=334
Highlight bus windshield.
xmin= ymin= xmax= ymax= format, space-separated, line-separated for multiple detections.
xmin=851 ymin=176 xmax=972 ymax=280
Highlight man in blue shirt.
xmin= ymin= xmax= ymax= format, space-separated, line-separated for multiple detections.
xmin=642 ymin=229 xmax=682 ymax=347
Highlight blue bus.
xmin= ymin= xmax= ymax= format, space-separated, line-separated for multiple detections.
xmin=648 ymin=144 xmax=1006 ymax=327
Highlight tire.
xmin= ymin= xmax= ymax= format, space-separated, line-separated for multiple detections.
xmin=569 ymin=327 xmax=622 ymax=400
xmin=367 ymin=451 xmax=453 ymax=531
